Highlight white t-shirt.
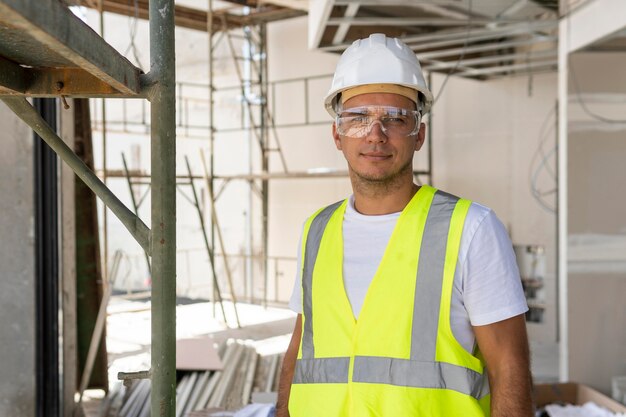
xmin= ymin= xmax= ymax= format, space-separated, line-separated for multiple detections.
xmin=288 ymin=194 xmax=528 ymax=354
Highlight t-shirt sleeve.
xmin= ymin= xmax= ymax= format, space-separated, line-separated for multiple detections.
xmin=288 ymin=226 xmax=304 ymax=314
xmin=462 ymin=209 xmax=528 ymax=326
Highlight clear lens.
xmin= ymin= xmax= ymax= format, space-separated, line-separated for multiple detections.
xmin=336 ymin=106 xmax=421 ymax=138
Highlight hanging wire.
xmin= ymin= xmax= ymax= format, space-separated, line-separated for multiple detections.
xmin=528 ymin=106 xmax=557 ymax=213
xmin=564 ymin=0 xmax=626 ymax=125
xmin=432 ymin=0 xmax=474 ymax=105
xmin=569 ymin=63 xmax=626 ymax=124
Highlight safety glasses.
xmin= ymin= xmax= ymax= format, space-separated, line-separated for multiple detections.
xmin=335 ymin=105 xmax=422 ymax=138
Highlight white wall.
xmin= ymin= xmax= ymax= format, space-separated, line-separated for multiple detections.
xmin=566 ymin=52 xmax=626 ymax=394
xmin=431 ymin=72 xmax=559 ymax=343
xmin=266 ymin=16 xmax=348 ymax=301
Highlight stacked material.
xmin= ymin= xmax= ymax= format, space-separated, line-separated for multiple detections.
xmin=99 ymin=339 xmax=283 ymax=417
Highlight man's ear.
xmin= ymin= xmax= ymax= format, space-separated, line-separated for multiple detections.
xmin=333 ymin=122 xmax=342 ymax=150
xmin=414 ymin=122 xmax=426 ymax=151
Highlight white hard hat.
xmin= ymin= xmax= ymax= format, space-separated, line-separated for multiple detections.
xmin=324 ymin=33 xmax=433 ymax=117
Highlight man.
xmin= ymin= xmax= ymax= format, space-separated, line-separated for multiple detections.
xmin=276 ymin=33 xmax=533 ymax=417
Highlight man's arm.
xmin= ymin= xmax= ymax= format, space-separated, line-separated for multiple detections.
xmin=276 ymin=314 xmax=302 ymax=417
xmin=473 ymin=314 xmax=534 ymax=417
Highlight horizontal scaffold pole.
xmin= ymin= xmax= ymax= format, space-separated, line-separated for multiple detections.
xmin=1 ymin=97 xmax=152 ymax=255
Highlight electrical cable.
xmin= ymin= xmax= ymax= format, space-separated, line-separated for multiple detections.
xmin=432 ymin=0 xmax=473 ymax=106
xmin=528 ymin=106 xmax=557 ymax=213
xmin=564 ymin=0 xmax=626 ymax=125
xmin=537 ymin=106 xmax=557 ymax=181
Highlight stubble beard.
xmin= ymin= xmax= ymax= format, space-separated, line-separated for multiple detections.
xmin=348 ymin=158 xmax=414 ymax=199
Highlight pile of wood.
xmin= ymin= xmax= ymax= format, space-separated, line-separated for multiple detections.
xmin=98 ymin=339 xmax=283 ymax=417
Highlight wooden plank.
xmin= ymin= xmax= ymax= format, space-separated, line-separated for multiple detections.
xmin=0 ymin=0 xmax=141 ymax=95
xmin=176 ymin=338 xmax=224 ymax=371
xmin=0 ymin=67 xmax=145 ymax=97
xmin=0 ymin=55 xmax=30 ymax=94
xmin=28 ymin=68 xmax=122 ymax=96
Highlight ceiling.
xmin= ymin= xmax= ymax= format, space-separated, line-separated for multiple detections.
xmin=62 ymin=0 xmax=626 ymax=80
xmin=309 ymin=0 xmax=561 ymax=80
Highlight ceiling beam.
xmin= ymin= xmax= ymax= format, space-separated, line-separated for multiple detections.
xmin=259 ymin=0 xmax=308 ymax=11
xmin=327 ymin=16 xmax=530 ymax=26
xmin=410 ymin=3 xmax=469 ymax=20
xmin=319 ymin=20 xmax=557 ymax=51
xmin=332 ymin=3 xmax=359 ymax=45
xmin=423 ymin=48 xmax=556 ymax=71
xmin=416 ymin=35 xmax=556 ymax=60
xmin=334 ymin=0 xmax=460 ymax=6
xmin=498 ymin=0 xmax=531 ymax=18
xmin=406 ymin=23 xmax=557 ymax=52
xmin=457 ymin=58 xmax=557 ymax=77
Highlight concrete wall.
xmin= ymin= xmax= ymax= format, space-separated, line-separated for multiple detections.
xmin=0 ymin=100 xmax=77 ymax=415
xmin=0 ymin=103 xmax=36 ymax=415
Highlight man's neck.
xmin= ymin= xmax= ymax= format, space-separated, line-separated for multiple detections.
xmin=351 ymin=174 xmax=419 ymax=215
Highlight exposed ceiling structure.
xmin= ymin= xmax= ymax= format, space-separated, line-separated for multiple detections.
xmin=309 ymin=0 xmax=561 ymax=80
xmin=64 ymin=0 xmax=306 ymax=32
xmin=58 ymin=0 xmax=626 ymax=81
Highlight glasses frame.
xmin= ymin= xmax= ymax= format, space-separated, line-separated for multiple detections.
xmin=335 ymin=105 xmax=423 ymax=138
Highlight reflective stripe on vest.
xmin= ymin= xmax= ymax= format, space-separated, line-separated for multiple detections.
xmin=294 ymin=189 xmax=489 ymax=400
xmin=301 ymin=200 xmax=343 ymax=360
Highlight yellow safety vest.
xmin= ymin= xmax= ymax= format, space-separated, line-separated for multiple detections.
xmin=289 ymin=185 xmax=490 ymax=417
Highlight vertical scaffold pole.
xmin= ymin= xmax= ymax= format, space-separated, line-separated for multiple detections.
xmin=149 ymin=0 xmax=176 ymax=415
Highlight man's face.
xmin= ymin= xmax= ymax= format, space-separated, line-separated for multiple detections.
xmin=333 ymin=92 xmax=426 ymax=183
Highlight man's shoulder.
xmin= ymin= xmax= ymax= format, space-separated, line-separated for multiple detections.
xmin=430 ymin=188 xmax=499 ymax=241
xmin=466 ymin=201 xmax=493 ymax=223
xmin=431 ymin=187 xmax=493 ymax=222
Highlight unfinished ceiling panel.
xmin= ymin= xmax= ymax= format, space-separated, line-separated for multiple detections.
xmin=309 ymin=0 xmax=560 ymax=80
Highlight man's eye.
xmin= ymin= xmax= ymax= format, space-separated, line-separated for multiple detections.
xmin=351 ymin=116 xmax=368 ymax=123
xmin=383 ymin=117 xmax=406 ymax=124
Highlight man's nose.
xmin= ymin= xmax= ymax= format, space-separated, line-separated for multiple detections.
xmin=366 ymin=119 xmax=388 ymax=142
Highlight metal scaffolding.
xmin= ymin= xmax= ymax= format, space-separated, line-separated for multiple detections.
xmin=0 ymin=0 xmax=177 ymax=416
